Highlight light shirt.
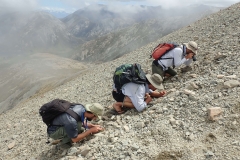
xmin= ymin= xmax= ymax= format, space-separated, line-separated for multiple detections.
xmin=157 ymin=46 xmax=193 ymax=70
xmin=122 ymin=82 xmax=150 ymax=112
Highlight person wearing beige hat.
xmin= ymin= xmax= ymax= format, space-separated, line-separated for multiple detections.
xmin=47 ymin=103 xmax=104 ymax=145
xmin=111 ymin=73 xmax=166 ymax=114
xmin=152 ymin=41 xmax=198 ymax=79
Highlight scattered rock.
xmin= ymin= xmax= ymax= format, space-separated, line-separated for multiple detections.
xmin=190 ymin=74 xmax=197 ymax=78
xmin=7 ymin=141 xmax=15 ymax=150
xmin=123 ymin=125 xmax=130 ymax=132
xmin=223 ymin=80 xmax=240 ymax=88
xmin=183 ymin=89 xmax=196 ymax=95
xmin=205 ymin=150 xmax=215 ymax=157
xmin=225 ymin=75 xmax=237 ymax=79
xmin=136 ymin=122 xmax=145 ymax=128
xmin=207 ymin=107 xmax=223 ymax=121
xmin=217 ymin=75 xmax=225 ymax=79
xmin=80 ymin=146 xmax=91 ymax=157
xmin=1 ymin=3 xmax=240 ymax=160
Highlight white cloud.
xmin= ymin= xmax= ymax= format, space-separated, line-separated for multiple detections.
xmin=0 ymin=0 xmax=238 ymax=13
xmin=0 ymin=0 xmax=39 ymax=11
xmin=41 ymin=7 xmax=75 ymax=13
xmin=57 ymin=0 xmax=239 ymax=10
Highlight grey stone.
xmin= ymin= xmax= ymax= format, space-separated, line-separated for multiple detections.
xmin=224 ymin=80 xmax=240 ymax=88
xmin=136 ymin=122 xmax=145 ymax=128
xmin=1 ymin=3 xmax=240 ymax=160
xmin=67 ymin=147 xmax=78 ymax=156
xmin=80 ymin=146 xmax=91 ymax=157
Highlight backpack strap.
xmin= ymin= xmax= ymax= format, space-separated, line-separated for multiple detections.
xmin=158 ymin=45 xmax=184 ymax=69
xmin=65 ymin=108 xmax=80 ymax=122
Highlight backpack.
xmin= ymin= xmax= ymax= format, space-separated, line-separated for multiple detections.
xmin=39 ymin=99 xmax=80 ymax=126
xmin=113 ymin=63 xmax=146 ymax=91
xmin=151 ymin=42 xmax=179 ymax=60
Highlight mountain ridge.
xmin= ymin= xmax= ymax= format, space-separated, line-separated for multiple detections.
xmin=0 ymin=2 xmax=239 ymax=159
xmin=0 ymin=4 xmax=222 ymax=57
xmin=0 ymin=4 xmax=223 ymax=113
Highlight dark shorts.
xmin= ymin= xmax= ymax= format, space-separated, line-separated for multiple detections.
xmin=48 ymin=122 xmax=84 ymax=144
xmin=112 ymin=90 xmax=125 ymax=102
xmin=152 ymin=60 xmax=177 ymax=77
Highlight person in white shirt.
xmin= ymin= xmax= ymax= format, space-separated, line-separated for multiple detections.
xmin=111 ymin=73 xmax=166 ymax=114
xmin=152 ymin=41 xmax=198 ymax=79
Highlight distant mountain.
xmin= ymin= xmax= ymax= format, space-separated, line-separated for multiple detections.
xmin=0 ymin=3 xmax=226 ymax=113
xmin=69 ymin=4 xmax=223 ymax=62
xmin=62 ymin=5 xmax=136 ymax=41
xmin=0 ymin=4 xmax=222 ymax=59
xmin=0 ymin=11 xmax=83 ymax=56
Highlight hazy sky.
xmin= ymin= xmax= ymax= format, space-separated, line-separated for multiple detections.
xmin=0 ymin=0 xmax=239 ymax=12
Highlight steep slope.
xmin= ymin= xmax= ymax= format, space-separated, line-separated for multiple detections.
xmin=0 ymin=53 xmax=88 ymax=114
xmin=0 ymin=2 xmax=239 ymax=160
xmin=70 ymin=4 xmax=223 ymax=63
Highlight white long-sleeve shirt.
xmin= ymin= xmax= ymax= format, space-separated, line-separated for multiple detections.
xmin=157 ymin=46 xmax=193 ymax=70
xmin=121 ymin=82 xmax=150 ymax=112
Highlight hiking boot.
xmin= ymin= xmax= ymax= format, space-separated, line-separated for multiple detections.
xmin=181 ymin=66 xmax=192 ymax=73
xmin=51 ymin=139 xmax=62 ymax=145
xmin=59 ymin=142 xmax=73 ymax=149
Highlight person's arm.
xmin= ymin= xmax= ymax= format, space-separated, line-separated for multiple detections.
xmin=87 ymin=123 xmax=101 ymax=128
xmin=134 ymin=92 xmax=152 ymax=112
xmin=184 ymin=58 xmax=193 ymax=66
xmin=150 ymin=90 xmax=166 ymax=98
xmin=71 ymin=126 xmax=103 ymax=143
xmin=173 ymin=48 xmax=188 ymax=67
xmin=145 ymin=93 xmax=152 ymax=104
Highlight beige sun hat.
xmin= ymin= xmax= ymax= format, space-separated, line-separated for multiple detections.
xmin=184 ymin=41 xmax=198 ymax=54
xmin=85 ymin=103 xmax=104 ymax=118
xmin=146 ymin=73 xmax=164 ymax=90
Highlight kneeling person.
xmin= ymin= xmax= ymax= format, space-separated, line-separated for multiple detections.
xmin=47 ymin=103 xmax=104 ymax=144
xmin=112 ymin=73 xmax=166 ymax=114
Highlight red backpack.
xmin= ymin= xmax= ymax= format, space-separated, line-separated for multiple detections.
xmin=151 ymin=42 xmax=178 ymax=60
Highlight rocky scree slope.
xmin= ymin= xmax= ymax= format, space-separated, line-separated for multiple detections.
xmin=0 ymin=3 xmax=239 ymax=160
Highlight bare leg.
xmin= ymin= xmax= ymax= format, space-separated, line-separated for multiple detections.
xmin=112 ymin=102 xmax=124 ymax=113
xmin=122 ymin=96 xmax=135 ymax=108
xmin=112 ymin=96 xmax=134 ymax=113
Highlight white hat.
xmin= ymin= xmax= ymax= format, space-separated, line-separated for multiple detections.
xmin=184 ymin=41 xmax=198 ymax=54
xmin=146 ymin=74 xmax=164 ymax=90
xmin=85 ymin=103 xmax=104 ymax=118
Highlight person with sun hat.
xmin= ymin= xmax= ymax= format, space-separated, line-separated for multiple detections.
xmin=151 ymin=41 xmax=198 ymax=79
xmin=47 ymin=102 xmax=104 ymax=145
xmin=111 ymin=73 xmax=166 ymax=114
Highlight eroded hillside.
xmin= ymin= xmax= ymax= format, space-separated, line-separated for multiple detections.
xmin=0 ymin=2 xmax=239 ymax=160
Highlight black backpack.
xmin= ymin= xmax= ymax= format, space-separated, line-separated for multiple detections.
xmin=113 ymin=63 xmax=146 ymax=91
xmin=39 ymin=99 xmax=80 ymax=126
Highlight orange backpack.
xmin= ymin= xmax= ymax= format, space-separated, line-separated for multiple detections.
xmin=151 ymin=42 xmax=178 ymax=60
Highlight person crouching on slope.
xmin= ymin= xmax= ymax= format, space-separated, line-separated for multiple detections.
xmin=111 ymin=73 xmax=166 ymax=115
xmin=152 ymin=41 xmax=198 ymax=79
xmin=47 ymin=103 xmax=104 ymax=145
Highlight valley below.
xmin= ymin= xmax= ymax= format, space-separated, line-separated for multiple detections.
xmin=0 ymin=53 xmax=88 ymax=113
